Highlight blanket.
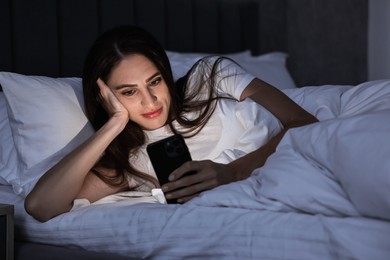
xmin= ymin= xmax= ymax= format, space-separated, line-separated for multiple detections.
xmin=5 ymin=80 xmax=390 ymax=259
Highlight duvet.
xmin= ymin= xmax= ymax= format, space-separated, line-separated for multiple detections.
xmin=2 ymin=80 xmax=390 ymax=259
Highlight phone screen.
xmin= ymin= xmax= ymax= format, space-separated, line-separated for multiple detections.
xmin=147 ymin=134 xmax=192 ymax=200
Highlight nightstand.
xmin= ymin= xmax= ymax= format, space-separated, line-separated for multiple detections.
xmin=0 ymin=204 xmax=14 ymax=260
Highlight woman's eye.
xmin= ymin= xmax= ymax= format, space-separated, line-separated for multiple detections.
xmin=122 ymin=89 xmax=136 ymax=96
xmin=150 ymin=77 xmax=161 ymax=86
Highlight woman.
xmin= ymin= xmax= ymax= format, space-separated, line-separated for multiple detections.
xmin=25 ymin=25 xmax=317 ymax=222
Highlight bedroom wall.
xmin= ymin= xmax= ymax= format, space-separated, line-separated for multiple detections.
xmin=284 ymin=0 xmax=367 ymax=86
xmin=368 ymin=0 xmax=390 ymax=80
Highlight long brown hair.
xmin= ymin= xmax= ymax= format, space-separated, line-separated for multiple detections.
xmin=171 ymin=57 xmax=232 ymax=137
xmin=82 ymin=25 xmax=236 ymax=189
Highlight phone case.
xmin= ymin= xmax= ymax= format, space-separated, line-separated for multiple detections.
xmin=147 ymin=134 xmax=192 ymax=189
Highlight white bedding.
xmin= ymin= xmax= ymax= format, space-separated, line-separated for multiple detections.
xmin=1 ymin=80 xmax=390 ymax=259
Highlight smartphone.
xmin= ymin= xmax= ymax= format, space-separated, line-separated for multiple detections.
xmin=147 ymin=134 xmax=192 ymax=203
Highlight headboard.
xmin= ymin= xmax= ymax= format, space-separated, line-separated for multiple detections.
xmin=0 ymin=0 xmax=368 ymax=87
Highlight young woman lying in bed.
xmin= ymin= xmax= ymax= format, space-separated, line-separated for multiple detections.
xmin=24 ymin=25 xmax=317 ymax=222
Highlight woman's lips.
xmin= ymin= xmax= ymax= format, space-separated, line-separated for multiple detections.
xmin=142 ymin=108 xmax=162 ymax=118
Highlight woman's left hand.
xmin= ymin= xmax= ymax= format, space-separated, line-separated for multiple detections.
xmin=161 ymin=160 xmax=237 ymax=203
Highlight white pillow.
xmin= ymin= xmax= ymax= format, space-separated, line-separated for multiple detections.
xmin=238 ymin=52 xmax=296 ymax=90
xmin=0 ymin=92 xmax=18 ymax=186
xmin=166 ymin=50 xmax=251 ymax=81
xmin=166 ymin=50 xmax=296 ymax=89
xmin=167 ymin=50 xmax=252 ymax=61
xmin=0 ymin=73 xmax=95 ymax=196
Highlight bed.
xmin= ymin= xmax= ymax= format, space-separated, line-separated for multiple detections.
xmin=1 ymin=0 xmax=390 ymax=259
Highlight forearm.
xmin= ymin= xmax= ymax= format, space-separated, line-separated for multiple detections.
xmin=24 ymin=117 xmax=125 ymax=221
xmin=228 ymin=128 xmax=287 ymax=181
xmin=242 ymin=78 xmax=318 ymax=128
xmin=231 ymin=78 xmax=318 ymax=180
xmin=229 ymin=112 xmax=319 ymax=181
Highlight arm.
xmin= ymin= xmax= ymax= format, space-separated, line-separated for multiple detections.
xmin=230 ymin=78 xmax=318 ymax=178
xmin=25 ymin=79 xmax=129 ymax=222
xmin=240 ymin=78 xmax=318 ymax=128
xmin=162 ymin=78 xmax=318 ymax=202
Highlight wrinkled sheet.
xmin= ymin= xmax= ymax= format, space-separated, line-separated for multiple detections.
xmin=1 ymin=80 xmax=390 ymax=259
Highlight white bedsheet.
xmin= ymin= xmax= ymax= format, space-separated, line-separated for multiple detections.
xmin=1 ymin=80 xmax=390 ymax=259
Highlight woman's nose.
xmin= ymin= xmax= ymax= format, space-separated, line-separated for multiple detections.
xmin=141 ymin=89 xmax=157 ymax=106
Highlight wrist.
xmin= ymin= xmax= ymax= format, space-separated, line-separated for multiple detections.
xmin=228 ymin=159 xmax=251 ymax=181
xmin=228 ymin=148 xmax=267 ymax=181
xmin=106 ymin=114 xmax=128 ymax=133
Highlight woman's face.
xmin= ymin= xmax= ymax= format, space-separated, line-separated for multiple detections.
xmin=106 ymin=54 xmax=171 ymax=130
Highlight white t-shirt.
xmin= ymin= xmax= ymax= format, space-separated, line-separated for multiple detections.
xmin=128 ymin=57 xmax=283 ymax=191
xmin=72 ymin=57 xmax=284 ymax=209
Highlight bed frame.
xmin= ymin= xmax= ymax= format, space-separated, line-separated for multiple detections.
xmin=0 ymin=0 xmax=367 ymax=87
xmin=1 ymin=0 xmax=368 ymax=259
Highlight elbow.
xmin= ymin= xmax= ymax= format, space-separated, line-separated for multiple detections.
xmin=285 ymin=114 xmax=318 ymax=129
xmin=301 ymin=114 xmax=319 ymax=126
xmin=24 ymin=194 xmax=53 ymax=222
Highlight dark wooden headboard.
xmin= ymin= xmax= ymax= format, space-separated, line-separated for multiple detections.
xmin=0 ymin=0 xmax=368 ymax=87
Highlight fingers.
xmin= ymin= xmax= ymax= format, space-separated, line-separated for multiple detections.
xmin=162 ymin=160 xmax=220 ymax=202
xmin=164 ymin=178 xmax=217 ymax=203
xmin=96 ymin=78 xmax=110 ymax=102
xmin=161 ymin=160 xmax=238 ymax=203
xmin=162 ymin=161 xmax=212 ymax=193
xmin=96 ymin=78 xmax=106 ymax=88
xmin=95 ymin=79 xmax=129 ymax=121
xmin=95 ymin=78 xmax=107 ymax=104
xmin=176 ymin=194 xmax=197 ymax=204
xmin=96 ymin=78 xmax=110 ymax=90
xmin=168 ymin=160 xmax=213 ymax=181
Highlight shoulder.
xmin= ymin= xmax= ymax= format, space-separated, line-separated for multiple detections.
xmin=191 ymin=56 xmax=255 ymax=99
xmin=190 ymin=56 xmax=240 ymax=75
xmin=187 ymin=56 xmax=247 ymax=88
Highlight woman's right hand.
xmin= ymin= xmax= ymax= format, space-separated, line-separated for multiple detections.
xmin=96 ymin=78 xmax=129 ymax=124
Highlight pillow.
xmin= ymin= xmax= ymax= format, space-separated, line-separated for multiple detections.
xmin=238 ymin=52 xmax=296 ymax=90
xmin=0 ymin=92 xmax=18 ymax=186
xmin=167 ymin=50 xmax=252 ymax=61
xmin=166 ymin=50 xmax=296 ymax=89
xmin=166 ymin=50 xmax=251 ymax=81
xmin=0 ymin=73 xmax=95 ymax=196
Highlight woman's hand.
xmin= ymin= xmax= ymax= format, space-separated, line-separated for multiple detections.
xmin=161 ymin=160 xmax=237 ymax=203
xmin=96 ymin=78 xmax=129 ymax=123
